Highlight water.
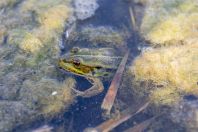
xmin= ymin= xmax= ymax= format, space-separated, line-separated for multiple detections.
xmin=58 ymin=0 xmax=142 ymax=131
xmin=3 ymin=0 xmax=194 ymax=131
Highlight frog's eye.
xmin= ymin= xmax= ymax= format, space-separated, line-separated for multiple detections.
xmin=73 ymin=58 xmax=80 ymax=66
xmin=71 ymin=47 xmax=79 ymax=53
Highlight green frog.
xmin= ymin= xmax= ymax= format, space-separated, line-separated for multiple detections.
xmin=58 ymin=47 xmax=123 ymax=97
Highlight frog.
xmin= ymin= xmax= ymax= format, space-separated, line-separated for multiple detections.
xmin=58 ymin=47 xmax=123 ymax=98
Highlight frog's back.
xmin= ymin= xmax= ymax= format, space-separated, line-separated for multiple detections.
xmin=73 ymin=48 xmax=122 ymax=69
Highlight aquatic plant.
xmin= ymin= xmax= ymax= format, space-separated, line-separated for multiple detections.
xmin=130 ymin=43 xmax=198 ymax=105
xmin=19 ymin=78 xmax=75 ymax=116
xmin=140 ymin=0 xmax=198 ymax=46
xmin=20 ymin=32 xmax=43 ymax=53
xmin=38 ymin=5 xmax=71 ymax=31
xmin=0 ymin=0 xmax=76 ymax=131
xmin=19 ymin=3 xmax=72 ymax=53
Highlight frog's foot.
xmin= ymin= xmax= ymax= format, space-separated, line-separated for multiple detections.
xmin=72 ymin=78 xmax=104 ymax=98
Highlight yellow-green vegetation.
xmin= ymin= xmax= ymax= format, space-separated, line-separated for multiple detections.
xmin=41 ymin=78 xmax=75 ymax=115
xmin=140 ymin=0 xmax=198 ymax=46
xmin=131 ymin=43 xmax=198 ymax=105
xmin=20 ymin=32 xmax=43 ymax=53
xmin=150 ymin=87 xmax=180 ymax=105
xmin=20 ymin=78 xmax=75 ymax=116
xmin=0 ymin=0 xmax=75 ymax=131
xmin=38 ymin=5 xmax=71 ymax=31
xmin=20 ymin=0 xmax=71 ymax=13
xmin=130 ymin=0 xmax=198 ymax=106
xmin=18 ymin=1 xmax=72 ymax=53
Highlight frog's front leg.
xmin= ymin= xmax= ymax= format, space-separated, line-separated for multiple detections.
xmin=72 ymin=77 xmax=104 ymax=98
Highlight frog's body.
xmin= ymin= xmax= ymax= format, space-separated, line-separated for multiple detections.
xmin=58 ymin=47 xmax=122 ymax=97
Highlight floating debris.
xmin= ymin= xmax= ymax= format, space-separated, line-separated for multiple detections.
xmin=51 ymin=91 xmax=58 ymax=96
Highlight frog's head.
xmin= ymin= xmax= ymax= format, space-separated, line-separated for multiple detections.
xmin=59 ymin=48 xmax=91 ymax=76
xmin=58 ymin=47 xmax=121 ymax=78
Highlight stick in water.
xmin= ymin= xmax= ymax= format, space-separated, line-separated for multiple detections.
xmin=124 ymin=116 xmax=156 ymax=132
xmin=101 ymin=50 xmax=130 ymax=114
xmin=84 ymin=101 xmax=150 ymax=132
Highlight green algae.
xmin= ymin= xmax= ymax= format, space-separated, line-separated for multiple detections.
xmin=140 ymin=0 xmax=198 ymax=46
xmin=0 ymin=0 xmax=76 ymax=131
xmin=19 ymin=78 xmax=75 ymax=116
xmin=131 ymin=43 xmax=198 ymax=105
xmin=130 ymin=0 xmax=198 ymax=106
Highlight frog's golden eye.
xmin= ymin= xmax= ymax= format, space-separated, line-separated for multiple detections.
xmin=73 ymin=58 xmax=80 ymax=66
xmin=71 ymin=47 xmax=79 ymax=53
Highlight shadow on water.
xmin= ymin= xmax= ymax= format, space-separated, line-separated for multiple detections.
xmin=56 ymin=0 xmax=147 ymax=131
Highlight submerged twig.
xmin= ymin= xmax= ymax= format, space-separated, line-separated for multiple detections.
xmin=129 ymin=6 xmax=137 ymax=31
xmin=84 ymin=101 xmax=150 ymax=132
xmin=101 ymin=50 xmax=129 ymax=114
xmin=32 ymin=125 xmax=53 ymax=132
xmin=124 ymin=116 xmax=157 ymax=132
